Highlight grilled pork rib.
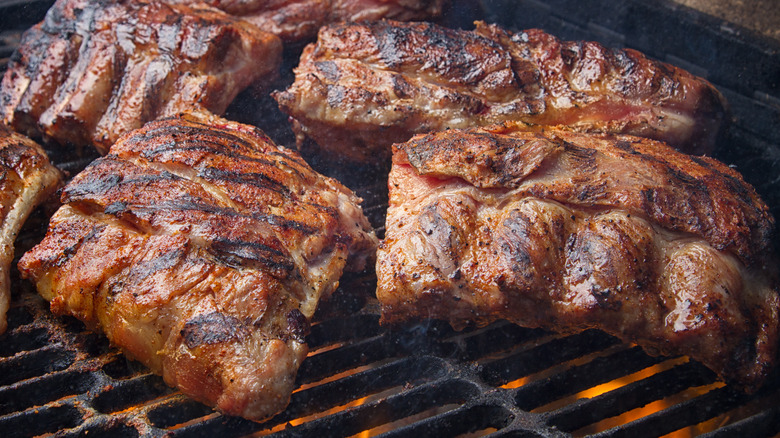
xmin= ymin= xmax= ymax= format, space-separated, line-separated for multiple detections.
xmin=275 ymin=20 xmax=728 ymax=162
xmin=18 ymin=112 xmax=377 ymax=421
xmin=0 ymin=125 xmax=61 ymax=334
xmin=173 ymin=0 xmax=447 ymax=42
xmin=0 ymin=0 xmax=282 ymax=155
xmin=377 ymin=123 xmax=778 ymax=391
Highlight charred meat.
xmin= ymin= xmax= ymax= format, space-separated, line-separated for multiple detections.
xmin=376 ymin=123 xmax=778 ymax=391
xmin=18 ymin=112 xmax=377 ymax=421
xmin=0 ymin=125 xmax=61 ymax=334
xmin=173 ymin=0 xmax=447 ymax=42
xmin=275 ymin=20 xmax=728 ymax=162
xmin=0 ymin=0 xmax=282 ymax=155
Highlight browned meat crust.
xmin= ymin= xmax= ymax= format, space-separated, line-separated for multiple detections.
xmin=0 ymin=125 xmax=61 ymax=334
xmin=275 ymin=20 xmax=728 ymax=162
xmin=174 ymin=0 xmax=447 ymax=42
xmin=376 ymin=123 xmax=778 ymax=391
xmin=18 ymin=112 xmax=377 ymax=421
xmin=0 ymin=0 xmax=282 ymax=155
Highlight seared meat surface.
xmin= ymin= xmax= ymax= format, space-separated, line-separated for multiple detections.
xmin=18 ymin=112 xmax=377 ymax=421
xmin=173 ymin=0 xmax=447 ymax=42
xmin=0 ymin=125 xmax=61 ymax=334
xmin=0 ymin=0 xmax=282 ymax=155
xmin=377 ymin=123 xmax=778 ymax=391
xmin=275 ymin=20 xmax=728 ymax=162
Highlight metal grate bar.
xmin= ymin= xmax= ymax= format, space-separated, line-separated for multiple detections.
xmin=481 ymin=330 xmax=620 ymax=386
xmin=543 ymin=361 xmax=716 ymax=432
xmin=699 ymin=404 xmax=780 ymax=438
xmin=591 ymin=386 xmax=752 ymax=438
xmin=514 ymin=346 xmax=666 ymax=411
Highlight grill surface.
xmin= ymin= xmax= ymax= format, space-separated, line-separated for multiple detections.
xmin=1 ymin=1 xmax=780 ymax=437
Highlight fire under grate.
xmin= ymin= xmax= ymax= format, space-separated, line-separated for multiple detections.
xmin=2 ymin=0 xmax=780 ymax=437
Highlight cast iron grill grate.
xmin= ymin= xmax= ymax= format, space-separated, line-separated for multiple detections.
xmin=1 ymin=0 xmax=780 ymax=437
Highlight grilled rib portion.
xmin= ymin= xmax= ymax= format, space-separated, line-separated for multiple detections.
xmin=0 ymin=125 xmax=61 ymax=334
xmin=377 ymin=123 xmax=778 ymax=391
xmin=275 ymin=20 xmax=728 ymax=162
xmin=18 ymin=112 xmax=377 ymax=421
xmin=0 ymin=0 xmax=282 ymax=155
xmin=174 ymin=0 xmax=447 ymax=42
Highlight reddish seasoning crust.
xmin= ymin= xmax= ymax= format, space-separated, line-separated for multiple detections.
xmin=377 ymin=123 xmax=778 ymax=392
xmin=0 ymin=0 xmax=282 ymax=155
xmin=275 ymin=20 xmax=728 ymax=162
xmin=18 ymin=112 xmax=377 ymax=421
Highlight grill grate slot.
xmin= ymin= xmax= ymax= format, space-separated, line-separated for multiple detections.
xmin=379 ymin=403 xmax=517 ymax=438
xmin=1 ymin=404 xmax=82 ymax=438
xmin=72 ymin=423 xmax=141 ymax=438
xmin=456 ymin=322 xmax=549 ymax=362
xmin=91 ymin=373 xmax=175 ymax=415
xmin=271 ymin=378 xmax=482 ymax=438
xmin=699 ymin=404 xmax=780 ymax=438
xmin=0 ymin=326 xmax=49 ymax=357
xmin=284 ymin=356 xmax=452 ymax=422
xmin=481 ymin=330 xmax=621 ymax=386
xmin=591 ymin=372 xmax=780 ymax=438
xmin=514 ymin=346 xmax=666 ymax=411
xmin=0 ymin=369 xmax=94 ymax=415
xmin=147 ymin=396 xmax=217 ymax=429
xmin=543 ymin=361 xmax=718 ymax=433
xmin=0 ymin=345 xmax=74 ymax=386
xmin=295 ymin=337 xmax=394 ymax=387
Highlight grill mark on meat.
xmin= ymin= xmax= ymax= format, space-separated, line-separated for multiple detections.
xmin=198 ymin=166 xmax=291 ymax=196
xmin=315 ymin=61 xmax=340 ymax=82
xmin=139 ymin=139 xmax=284 ymax=172
xmin=103 ymin=201 xmax=128 ymax=215
xmin=137 ymin=121 xmax=258 ymax=152
xmin=18 ymin=112 xmax=378 ymax=421
xmin=562 ymin=140 xmax=598 ymax=173
xmin=277 ymin=20 xmax=728 ymax=161
xmin=64 ymin=167 xmax=182 ymax=200
xmin=1 ymin=0 xmax=282 ymax=154
xmin=11 ymin=32 xmax=78 ymax=131
xmin=285 ymin=309 xmax=309 ymax=343
xmin=399 ymin=125 xmax=773 ymax=263
xmin=99 ymin=149 xmax=325 ymax=240
xmin=374 ymin=21 xmax=510 ymax=87
xmin=41 ymin=6 xmax=102 ymax=119
xmin=379 ymin=124 xmax=778 ymax=391
xmin=418 ymin=204 xmax=461 ymax=267
xmin=392 ymin=74 xmax=415 ymax=99
xmin=127 ymin=199 xmax=319 ymax=235
xmin=210 ymin=238 xmax=295 ymax=274
xmin=181 ymin=311 xmax=247 ymax=348
xmin=56 ymin=220 xmax=107 ymax=268
xmin=111 ymin=247 xmax=188 ymax=295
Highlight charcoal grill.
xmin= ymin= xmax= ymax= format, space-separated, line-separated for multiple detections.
xmin=2 ymin=0 xmax=780 ymax=437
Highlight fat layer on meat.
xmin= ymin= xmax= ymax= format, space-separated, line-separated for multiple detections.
xmin=377 ymin=122 xmax=778 ymax=392
xmin=18 ymin=111 xmax=377 ymax=421
xmin=0 ymin=0 xmax=282 ymax=155
xmin=275 ymin=20 xmax=728 ymax=162
xmin=0 ymin=125 xmax=61 ymax=334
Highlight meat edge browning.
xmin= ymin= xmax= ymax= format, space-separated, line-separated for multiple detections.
xmin=0 ymin=0 xmax=283 ymax=155
xmin=21 ymin=208 xmax=310 ymax=421
xmin=377 ymin=124 xmax=779 ymax=391
xmin=274 ymin=19 xmax=729 ymax=164
xmin=0 ymin=127 xmax=62 ymax=334
xmin=17 ymin=112 xmax=378 ymax=421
